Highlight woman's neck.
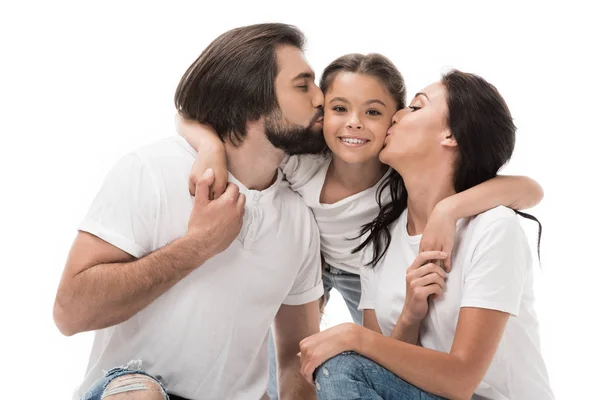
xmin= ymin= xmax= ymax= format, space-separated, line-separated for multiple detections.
xmin=403 ymin=165 xmax=456 ymax=236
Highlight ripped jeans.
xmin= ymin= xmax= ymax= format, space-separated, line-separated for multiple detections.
xmin=81 ymin=360 xmax=188 ymax=400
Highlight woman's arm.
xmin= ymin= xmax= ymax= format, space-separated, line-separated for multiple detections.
xmin=175 ymin=114 xmax=229 ymax=197
xmin=355 ymin=307 xmax=510 ymax=400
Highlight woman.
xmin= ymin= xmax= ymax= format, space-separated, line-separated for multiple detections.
xmin=298 ymin=70 xmax=553 ymax=399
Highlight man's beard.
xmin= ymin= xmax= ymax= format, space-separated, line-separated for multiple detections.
xmin=264 ymin=107 xmax=327 ymax=155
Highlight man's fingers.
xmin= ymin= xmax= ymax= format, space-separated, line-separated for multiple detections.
xmin=219 ymin=182 xmax=240 ymax=204
xmin=211 ymin=177 xmax=228 ymax=199
xmin=236 ymin=193 xmax=246 ymax=215
xmin=193 ymin=169 xmax=215 ymax=206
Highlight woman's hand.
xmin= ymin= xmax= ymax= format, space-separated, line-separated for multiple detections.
xmin=298 ymin=323 xmax=361 ymax=384
xmin=401 ymin=251 xmax=448 ymax=325
xmin=420 ymin=200 xmax=458 ymax=271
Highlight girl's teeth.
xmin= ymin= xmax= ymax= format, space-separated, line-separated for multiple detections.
xmin=341 ymin=138 xmax=366 ymax=144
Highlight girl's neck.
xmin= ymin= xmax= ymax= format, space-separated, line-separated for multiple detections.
xmin=328 ymin=155 xmax=387 ymax=194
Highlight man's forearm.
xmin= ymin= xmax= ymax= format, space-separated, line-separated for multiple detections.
xmin=279 ymin=358 xmax=317 ymax=400
xmin=56 ymin=236 xmax=211 ymax=335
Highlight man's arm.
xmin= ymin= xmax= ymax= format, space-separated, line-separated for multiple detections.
xmin=53 ymin=170 xmax=245 ymax=336
xmin=273 ymin=301 xmax=321 ymax=400
xmin=362 ymin=310 xmax=382 ymax=334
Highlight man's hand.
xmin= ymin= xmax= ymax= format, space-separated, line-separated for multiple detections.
xmin=186 ymin=168 xmax=245 ymax=261
xmin=174 ymin=113 xmax=228 ymax=198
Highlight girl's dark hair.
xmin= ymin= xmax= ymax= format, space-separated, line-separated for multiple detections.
xmin=356 ymin=69 xmax=541 ymax=266
xmin=174 ymin=23 xmax=305 ymax=145
xmin=320 ymin=53 xmax=407 ymax=111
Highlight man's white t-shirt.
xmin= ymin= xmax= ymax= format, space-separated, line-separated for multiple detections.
xmin=74 ymin=137 xmax=323 ymax=400
xmin=359 ymin=206 xmax=553 ymax=400
xmin=280 ymin=154 xmax=390 ymax=275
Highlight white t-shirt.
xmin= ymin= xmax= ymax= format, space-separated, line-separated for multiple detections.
xmin=280 ymin=154 xmax=390 ymax=275
xmin=359 ymin=206 xmax=553 ymax=400
xmin=74 ymin=136 xmax=323 ymax=400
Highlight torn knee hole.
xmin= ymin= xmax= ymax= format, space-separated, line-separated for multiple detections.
xmin=101 ymin=374 xmax=165 ymax=399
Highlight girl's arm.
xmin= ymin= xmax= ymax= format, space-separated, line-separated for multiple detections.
xmin=422 ymin=175 xmax=543 ymax=270
xmin=441 ymin=175 xmax=543 ymax=219
xmin=175 ymin=114 xmax=228 ymax=198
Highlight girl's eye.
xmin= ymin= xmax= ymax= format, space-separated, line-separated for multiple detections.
xmin=366 ymin=109 xmax=382 ymax=116
xmin=332 ymin=106 xmax=347 ymax=112
xmin=408 ymin=106 xmax=421 ymax=112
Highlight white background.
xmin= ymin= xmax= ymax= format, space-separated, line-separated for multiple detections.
xmin=1 ymin=1 xmax=598 ymax=398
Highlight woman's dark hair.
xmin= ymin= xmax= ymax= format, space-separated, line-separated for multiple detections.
xmin=174 ymin=23 xmax=305 ymax=145
xmin=320 ymin=53 xmax=407 ymax=111
xmin=356 ymin=69 xmax=541 ymax=266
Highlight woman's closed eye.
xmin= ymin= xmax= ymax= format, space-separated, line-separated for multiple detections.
xmin=408 ymin=106 xmax=421 ymax=112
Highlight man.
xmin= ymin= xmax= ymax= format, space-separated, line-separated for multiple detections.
xmin=54 ymin=23 xmax=327 ymax=400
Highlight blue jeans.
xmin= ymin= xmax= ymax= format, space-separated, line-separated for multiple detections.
xmin=314 ymin=352 xmax=447 ymax=400
xmin=81 ymin=360 xmax=171 ymax=400
xmin=267 ymin=265 xmax=362 ymax=399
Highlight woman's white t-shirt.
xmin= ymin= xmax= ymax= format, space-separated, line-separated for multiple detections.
xmin=359 ymin=206 xmax=553 ymax=400
xmin=280 ymin=154 xmax=390 ymax=275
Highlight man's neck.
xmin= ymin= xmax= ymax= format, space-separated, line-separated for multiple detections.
xmin=223 ymin=124 xmax=284 ymax=191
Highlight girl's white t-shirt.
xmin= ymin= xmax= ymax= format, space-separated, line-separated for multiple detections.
xmin=280 ymin=154 xmax=390 ymax=275
xmin=359 ymin=206 xmax=553 ymax=400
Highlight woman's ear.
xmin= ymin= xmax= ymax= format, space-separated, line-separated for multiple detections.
xmin=441 ymin=130 xmax=458 ymax=148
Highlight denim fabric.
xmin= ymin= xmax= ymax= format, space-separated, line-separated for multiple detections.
xmin=267 ymin=264 xmax=363 ymax=399
xmin=81 ymin=360 xmax=169 ymax=400
xmin=322 ymin=264 xmax=362 ymax=325
xmin=314 ymin=352 xmax=447 ymax=400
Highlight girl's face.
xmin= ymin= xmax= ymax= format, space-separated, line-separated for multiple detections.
xmin=379 ymin=81 xmax=453 ymax=171
xmin=323 ymin=72 xmax=398 ymax=164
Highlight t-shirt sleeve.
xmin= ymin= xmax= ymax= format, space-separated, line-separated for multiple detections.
xmin=279 ymin=154 xmax=328 ymax=191
xmin=283 ymin=216 xmax=324 ymax=306
xmin=358 ymin=245 xmax=377 ymax=310
xmin=461 ymin=216 xmax=530 ymax=317
xmin=78 ymin=153 xmax=159 ymax=258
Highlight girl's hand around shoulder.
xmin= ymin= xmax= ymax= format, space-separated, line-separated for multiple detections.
xmin=420 ymin=200 xmax=458 ymax=271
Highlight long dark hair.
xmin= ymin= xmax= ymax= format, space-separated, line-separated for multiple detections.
xmin=174 ymin=23 xmax=305 ymax=145
xmin=320 ymin=53 xmax=406 ymax=110
xmin=356 ymin=69 xmax=541 ymax=266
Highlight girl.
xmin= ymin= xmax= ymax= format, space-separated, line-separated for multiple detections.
xmin=177 ymin=55 xmax=543 ymax=398
xmin=298 ymin=70 xmax=553 ymax=399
